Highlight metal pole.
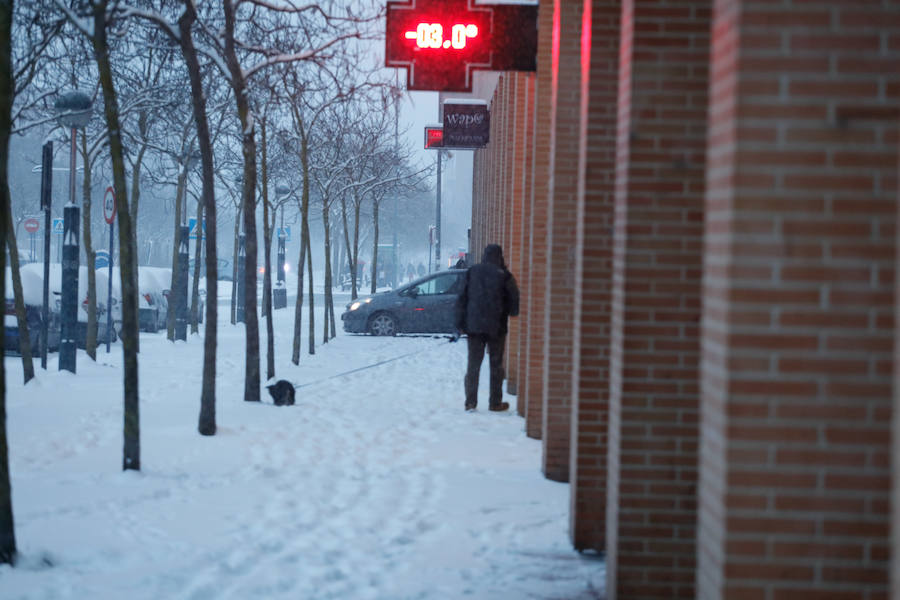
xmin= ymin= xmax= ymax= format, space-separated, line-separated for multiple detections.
xmin=434 ymin=150 xmax=442 ymax=273
xmin=392 ymin=84 xmax=399 ymax=289
xmin=106 ymin=221 xmax=113 ymax=353
xmin=40 ymin=141 xmax=52 ymax=370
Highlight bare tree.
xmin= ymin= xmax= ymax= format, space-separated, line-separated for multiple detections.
xmin=54 ymin=0 xmax=143 ymax=470
xmin=0 ymin=0 xmax=15 ymax=562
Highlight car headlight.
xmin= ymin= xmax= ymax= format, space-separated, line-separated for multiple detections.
xmin=348 ymin=298 xmax=373 ymax=312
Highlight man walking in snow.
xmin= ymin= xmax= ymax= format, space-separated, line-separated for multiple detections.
xmin=454 ymin=244 xmax=519 ymax=412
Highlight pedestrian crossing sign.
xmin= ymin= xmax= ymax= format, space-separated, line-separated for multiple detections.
xmin=52 ymin=218 xmax=64 ymax=235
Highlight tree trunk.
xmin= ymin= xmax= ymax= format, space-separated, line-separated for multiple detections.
xmin=322 ymin=199 xmax=332 ymax=343
xmin=178 ymin=2 xmax=217 ymax=435
xmin=4 ymin=223 xmax=33 ymax=382
xmin=223 ymin=0 xmax=260 ymax=403
xmin=292 ymin=133 xmax=311 ymax=364
xmin=352 ymin=197 xmax=361 ymax=300
xmin=167 ymin=166 xmax=187 ymax=340
xmin=340 ymin=195 xmax=355 ymax=299
xmin=81 ymin=133 xmax=97 ymax=360
xmin=0 ymin=0 xmax=16 ymax=563
xmin=230 ymin=208 xmax=239 ymax=324
xmin=291 ymin=217 xmax=306 ymax=365
xmin=93 ymin=0 xmax=140 ymax=471
xmin=306 ymin=230 xmax=314 ymax=355
xmin=370 ymin=200 xmax=379 ymax=295
xmin=260 ymin=118 xmax=275 ymax=381
xmin=190 ymin=198 xmax=202 ymax=334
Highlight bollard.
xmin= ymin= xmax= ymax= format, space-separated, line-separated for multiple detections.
xmin=59 ymin=204 xmax=79 ymax=373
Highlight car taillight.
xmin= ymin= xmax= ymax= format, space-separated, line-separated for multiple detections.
xmin=143 ymin=293 xmax=153 ymax=305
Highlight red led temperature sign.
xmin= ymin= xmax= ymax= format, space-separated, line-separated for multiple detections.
xmin=424 ymin=126 xmax=443 ymax=149
xmin=386 ymin=0 xmax=537 ymax=93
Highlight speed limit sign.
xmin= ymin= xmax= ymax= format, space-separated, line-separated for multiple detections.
xmin=103 ymin=186 xmax=116 ymax=225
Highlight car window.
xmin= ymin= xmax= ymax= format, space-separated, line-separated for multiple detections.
xmin=415 ymin=273 xmax=460 ymax=296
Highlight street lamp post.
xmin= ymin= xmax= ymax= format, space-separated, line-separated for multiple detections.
xmin=54 ymin=91 xmax=92 ymax=374
xmin=273 ymin=184 xmax=289 ymax=310
xmin=434 ymin=149 xmax=443 ymax=273
xmin=39 ymin=142 xmax=52 ymax=370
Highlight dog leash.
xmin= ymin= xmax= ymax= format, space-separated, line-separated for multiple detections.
xmin=290 ymin=336 xmax=454 ymax=390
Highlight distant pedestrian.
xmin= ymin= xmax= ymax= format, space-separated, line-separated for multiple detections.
xmin=454 ymin=244 xmax=519 ymax=412
xmin=417 ymin=262 xmax=426 ymax=277
xmin=407 ymin=262 xmax=416 ymax=282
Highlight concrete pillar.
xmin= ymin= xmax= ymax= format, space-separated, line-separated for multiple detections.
xmin=697 ymin=1 xmax=899 ymax=598
xmin=569 ymin=0 xmax=620 ymax=554
xmin=606 ymin=0 xmax=710 ymax=596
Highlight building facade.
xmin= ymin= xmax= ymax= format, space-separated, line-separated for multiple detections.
xmin=467 ymin=1 xmax=900 ymax=598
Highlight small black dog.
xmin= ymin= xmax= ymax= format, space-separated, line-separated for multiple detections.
xmin=266 ymin=380 xmax=296 ymax=406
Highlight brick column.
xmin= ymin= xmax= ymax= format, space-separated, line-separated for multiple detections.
xmin=507 ymin=73 xmax=529 ymax=396
xmin=524 ymin=0 xmax=556 ymax=440
xmin=540 ymin=0 xmax=587 ymax=482
xmin=895 ymin=147 xmax=900 ymax=600
xmin=517 ymin=74 xmax=537 ymax=417
xmin=569 ymin=0 xmax=619 ymax=553
xmin=698 ymin=1 xmax=899 ymax=598
xmin=606 ymin=0 xmax=710 ymax=596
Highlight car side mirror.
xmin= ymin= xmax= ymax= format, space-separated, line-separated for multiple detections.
xmin=408 ymin=288 xmax=419 ymax=298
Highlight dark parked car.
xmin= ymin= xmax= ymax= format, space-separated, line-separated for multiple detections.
xmin=341 ymin=269 xmax=466 ymax=336
xmin=4 ymin=299 xmax=60 ymax=355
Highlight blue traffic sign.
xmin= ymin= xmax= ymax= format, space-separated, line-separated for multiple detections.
xmin=52 ymin=218 xmax=64 ymax=235
xmin=277 ymin=226 xmax=291 ymax=242
xmin=188 ymin=218 xmax=206 ymax=240
xmin=95 ymin=250 xmax=111 ymax=269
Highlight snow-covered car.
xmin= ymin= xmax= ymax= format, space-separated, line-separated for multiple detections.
xmin=4 ymin=266 xmax=60 ymax=354
xmin=341 ymin=269 xmax=466 ymax=336
xmin=138 ymin=268 xmax=169 ymax=333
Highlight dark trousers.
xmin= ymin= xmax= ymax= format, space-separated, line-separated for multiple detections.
xmin=465 ymin=333 xmax=505 ymax=408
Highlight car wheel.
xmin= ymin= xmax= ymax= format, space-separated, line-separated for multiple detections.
xmin=368 ymin=312 xmax=398 ymax=336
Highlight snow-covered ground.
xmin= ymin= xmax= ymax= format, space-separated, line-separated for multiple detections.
xmin=2 ymin=292 xmax=605 ymax=599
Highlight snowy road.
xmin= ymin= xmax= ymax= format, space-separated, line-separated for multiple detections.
xmin=2 ymin=303 xmax=604 ymax=599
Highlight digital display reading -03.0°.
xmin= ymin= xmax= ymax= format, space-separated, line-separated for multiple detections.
xmin=405 ymin=23 xmax=479 ymax=50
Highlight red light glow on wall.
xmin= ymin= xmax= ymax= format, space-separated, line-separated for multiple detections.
xmin=404 ymin=23 xmax=479 ymax=50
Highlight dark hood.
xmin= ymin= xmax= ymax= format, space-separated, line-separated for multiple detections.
xmin=482 ymin=244 xmax=505 ymax=268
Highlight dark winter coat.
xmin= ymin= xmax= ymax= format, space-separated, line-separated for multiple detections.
xmin=454 ymin=244 xmax=519 ymax=338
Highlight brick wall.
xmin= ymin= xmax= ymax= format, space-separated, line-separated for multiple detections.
xmin=524 ymin=0 xmax=556 ymax=439
xmin=569 ymin=0 xmax=619 ymax=554
xmin=606 ymin=0 xmax=710 ymax=596
xmin=541 ymin=0 xmax=586 ymax=483
xmin=697 ymin=0 xmax=899 ymax=598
